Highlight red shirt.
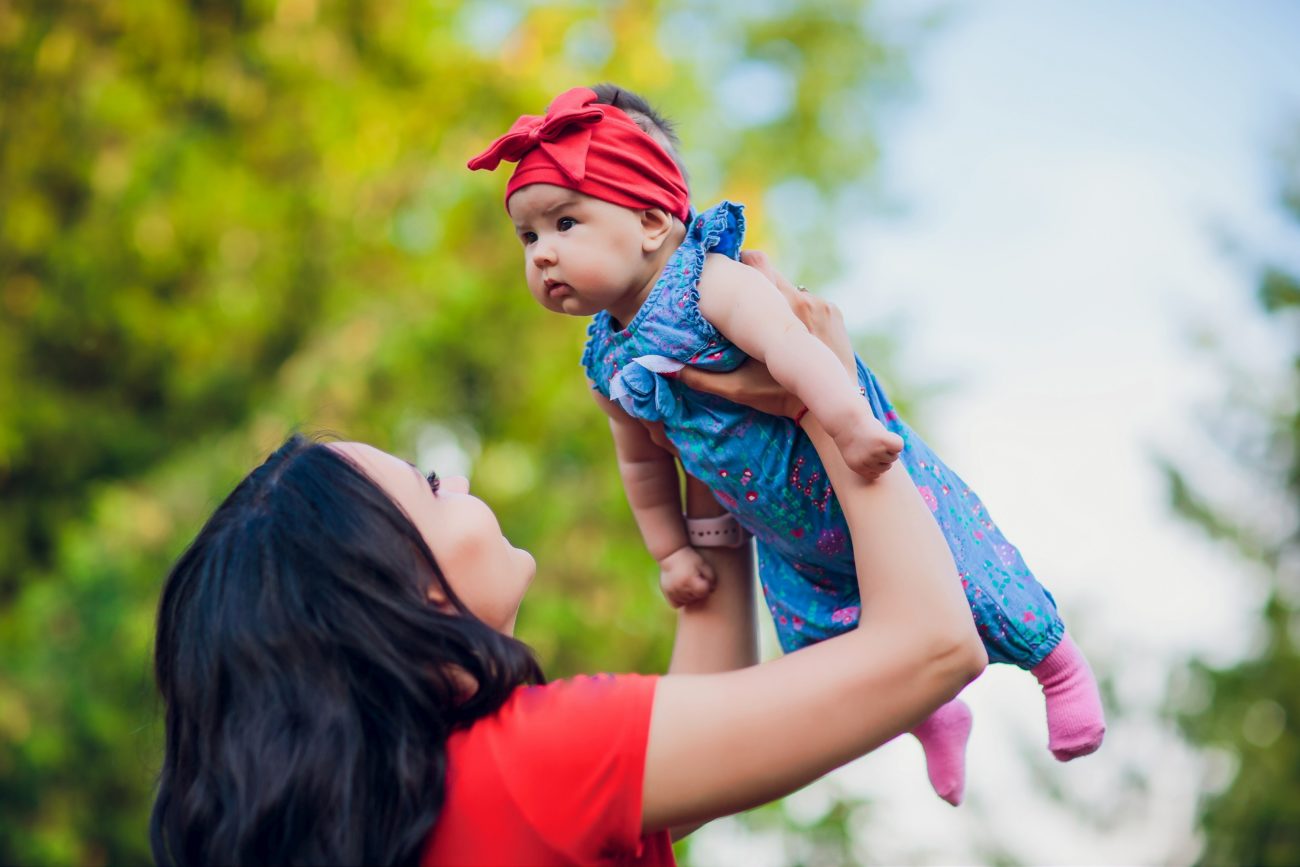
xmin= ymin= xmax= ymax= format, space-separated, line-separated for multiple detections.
xmin=422 ymin=674 xmax=676 ymax=866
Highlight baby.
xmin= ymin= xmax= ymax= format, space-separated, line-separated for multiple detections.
xmin=469 ymin=85 xmax=1105 ymax=805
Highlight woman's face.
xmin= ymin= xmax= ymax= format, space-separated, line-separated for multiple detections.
xmin=328 ymin=442 xmax=536 ymax=635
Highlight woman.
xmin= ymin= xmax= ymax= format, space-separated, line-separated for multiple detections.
xmin=150 ymin=259 xmax=985 ymax=866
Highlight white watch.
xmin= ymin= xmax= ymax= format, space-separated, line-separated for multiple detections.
xmin=685 ymin=514 xmax=749 ymax=548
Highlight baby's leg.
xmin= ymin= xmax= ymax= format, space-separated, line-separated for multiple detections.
xmin=755 ymin=543 xmax=861 ymax=652
xmin=855 ymin=358 xmax=1106 ymax=761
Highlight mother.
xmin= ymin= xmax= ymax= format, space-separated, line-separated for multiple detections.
xmin=150 ymin=278 xmax=985 ymax=866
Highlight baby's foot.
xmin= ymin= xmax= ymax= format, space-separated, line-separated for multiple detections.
xmin=1031 ymin=632 xmax=1106 ymax=761
xmin=911 ymin=698 xmax=973 ymax=806
xmin=833 ymin=416 xmax=904 ymax=481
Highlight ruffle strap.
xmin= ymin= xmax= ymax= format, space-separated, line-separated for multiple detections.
xmin=688 ymin=200 xmax=745 ymax=257
xmin=608 ymin=355 xmax=685 ymax=422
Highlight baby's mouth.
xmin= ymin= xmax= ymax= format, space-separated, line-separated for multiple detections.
xmin=545 ymin=281 xmax=571 ymax=298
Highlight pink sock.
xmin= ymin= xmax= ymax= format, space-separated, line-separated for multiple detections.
xmin=1031 ymin=632 xmax=1106 ymax=761
xmin=910 ymin=698 xmax=972 ymax=806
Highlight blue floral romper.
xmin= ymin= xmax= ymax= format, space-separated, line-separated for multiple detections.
xmin=582 ymin=202 xmax=1064 ymax=667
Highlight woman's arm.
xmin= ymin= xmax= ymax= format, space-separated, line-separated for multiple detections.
xmin=640 ymin=353 xmax=986 ymax=833
xmin=663 ymin=474 xmax=758 ymax=843
xmin=666 ymin=473 xmax=758 ymax=676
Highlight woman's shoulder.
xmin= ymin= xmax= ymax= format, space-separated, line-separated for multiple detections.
xmin=428 ymin=674 xmax=663 ymax=865
xmin=474 ymin=673 xmax=658 ymax=738
xmin=447 ymin=674 xmax=659 ymax=766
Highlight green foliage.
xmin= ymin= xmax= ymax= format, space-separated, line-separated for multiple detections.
xmin=0 ymin=0 xmax=909 ymax=863
xmin=1164 ymin=140 xmax=1300 ymax=866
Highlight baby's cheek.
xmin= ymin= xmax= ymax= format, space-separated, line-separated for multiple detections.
xmin=577 ymin=256 xmax=619 ymax=285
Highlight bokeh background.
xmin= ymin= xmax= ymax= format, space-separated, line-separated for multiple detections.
xmin=2 ymin=0 xmax=1297 ymax=864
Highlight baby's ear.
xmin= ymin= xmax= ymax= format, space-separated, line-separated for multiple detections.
xmin=640 ymin=207 xmax=676 ymax=253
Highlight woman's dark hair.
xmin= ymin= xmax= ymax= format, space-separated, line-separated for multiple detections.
xmin=150 ymin=434 xmax=543 ymax=866
xmin=590 ymin=82 xmax=690 ymax=184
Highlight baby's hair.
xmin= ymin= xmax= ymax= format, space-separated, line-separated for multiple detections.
xmin=589 ymin=82 xmax=690 ymax=186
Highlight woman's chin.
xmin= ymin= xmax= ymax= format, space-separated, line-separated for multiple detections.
xmin=517 ymin=546 xmax=537 ymax=580
xmin=501 ymin=613 xmax=518 ymax=637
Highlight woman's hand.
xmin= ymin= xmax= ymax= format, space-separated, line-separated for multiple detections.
xmin=741 ymin=250 xmax=856 ymax=375
xmin=674 ymin=250 xmax=856 ymax=416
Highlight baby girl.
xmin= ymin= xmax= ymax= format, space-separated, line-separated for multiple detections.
xmin=469 ymin=85 xmax=1105 ymax=805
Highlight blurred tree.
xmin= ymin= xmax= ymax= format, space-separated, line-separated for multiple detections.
xmin=0 ymin=0 xmax=912 ymax=863
xmin=1164 ymin=137 xmax=1300 ymax=866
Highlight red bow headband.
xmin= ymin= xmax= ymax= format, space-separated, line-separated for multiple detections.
xmin=468 ymin=87 xmax=690 ymax=223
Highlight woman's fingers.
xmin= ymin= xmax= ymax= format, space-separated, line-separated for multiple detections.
xmin=740 ymin=249 xmax=802 ymax=305
xmin=676 ymin=360 xmax=798 ymax=418
xmin=802 ymin=300 xmax=854 ymax=375
xmin=740 ymin=250 xmax=852 ymax=371
xmin=692 ymin=248 xmax=859 ymax=408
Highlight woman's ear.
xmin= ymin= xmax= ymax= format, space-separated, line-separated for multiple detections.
xmin=640 ymin=208 xmax=676 ymax=253
xmin=426 ymin=582 xmax=452 ymax=610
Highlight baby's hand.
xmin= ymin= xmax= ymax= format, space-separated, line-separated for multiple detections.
xmin=658 ymin=546 xmax=717 ymax=608
xmin=833 ymin=412 xmax=905 ymax=481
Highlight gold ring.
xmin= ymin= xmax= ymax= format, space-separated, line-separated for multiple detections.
xmin=796 ymin=284 xmax=809 ymax=293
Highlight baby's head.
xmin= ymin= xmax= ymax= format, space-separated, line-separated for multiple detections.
xmin=587 ymin=83 xmax=689 ymax=188
xmin=469 ymin=87 xmax=691 ymax=321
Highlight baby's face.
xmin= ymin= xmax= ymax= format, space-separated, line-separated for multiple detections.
xmin=507 ymin=184 xmax=650 ymax=318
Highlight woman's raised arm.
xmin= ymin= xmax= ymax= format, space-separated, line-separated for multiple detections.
xmin=640 ymin=284 xmax=986 ymax=834
xmin=666 ymin=474 xmax=759 ymax=677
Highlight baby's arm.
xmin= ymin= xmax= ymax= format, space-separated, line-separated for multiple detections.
xmin=697 ymin=254 xmax=903 ymax=480
xmin=589 ymin=386 xmax=716 ymax=606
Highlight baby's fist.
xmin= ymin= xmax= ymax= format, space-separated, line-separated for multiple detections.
xmin=659 ymin=546 xmax=717 ymax=608
xmin=836 ymin=417 xmax=904 ymax=481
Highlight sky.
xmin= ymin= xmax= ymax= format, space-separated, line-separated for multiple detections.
xmin=689 ymin=2 xmax=1300 ymax=864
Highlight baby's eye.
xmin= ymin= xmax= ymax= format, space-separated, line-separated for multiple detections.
xmin=520 ymin=231 xmax=537 ymax=245
xmin=426 ymin=471 xmax=440 ymax=495
xmin=557 ymin=217 xmax=576 ymax=231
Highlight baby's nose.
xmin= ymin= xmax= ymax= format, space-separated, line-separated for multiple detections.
xmin=531 ymin=242 xmax=556 ymax=266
